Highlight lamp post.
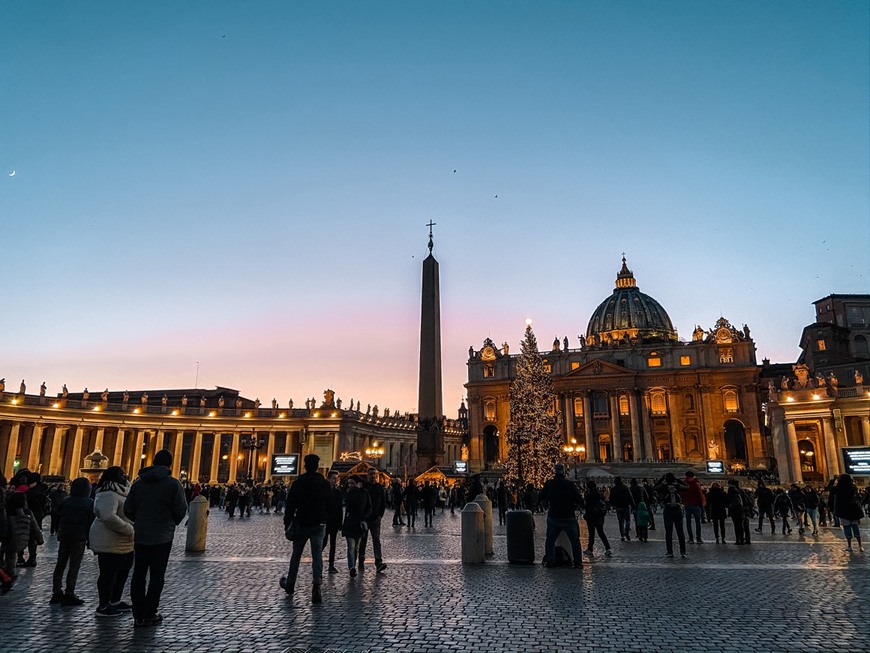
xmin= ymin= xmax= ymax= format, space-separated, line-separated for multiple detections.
xmin=562 ymin=438 xmax=586 ymax=479
xmin=241 ymin=433 xmax=266 ymax=483
xmin=365 ymin=441 xmax=385 ymax=468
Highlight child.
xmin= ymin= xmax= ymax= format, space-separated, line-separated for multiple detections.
xmin=50 ymin=477 xmax=95 ymax=607
xmin=635 ymin=501 xmax=652 ymax=542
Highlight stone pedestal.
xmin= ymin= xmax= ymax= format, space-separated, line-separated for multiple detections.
xmin=461 ymin=502 xmax=485 ymax=564
xmin=186 ymin=495 xmax=209 ymax=552
xmin=474 ymin=493 xmax=494 ymax=556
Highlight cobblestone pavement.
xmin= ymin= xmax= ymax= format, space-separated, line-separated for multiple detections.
xmin=1 ymin=507 xmax=868 ymax=653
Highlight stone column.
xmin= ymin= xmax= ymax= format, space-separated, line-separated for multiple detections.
xmin=822 ymin=417 xmax=840 ymax=478
xmin=785 ymin=420 xmax=803 ymax=484
xmin=583 ymin=393 xmax=595 ymax=462
xmin=265 ymin=432 xmax=276 ymax=482
xmin=209 ymin=433 xmax=221 ymax=484
xmin=144 ymin=431 xmax=158 ymax=464
xmin=228 ymin=432 xmax=240 ymax=483
xmin=28 ymin=424 xmax=45 ymax=470
xmin=609 ymin=394 xmax=621 ymax=462
xmin=130 ymin=430 xmax=146 ymax=478
xmin=641 ymin=394 xmax=654 ymax=460
xmin=190 ymin=431 xmax=203 ymax=481
xmin=69 ymin=426 xmax=85 ymax=478
xmin=172 ymin=430 xmax=185 ymax=477
xmin=4 ymin=422 xmax=21 ymax=475
xmin=770 ymin=416 xmax=788 ymax=482
xmin=50 ymin=426 xmax=66 ymax=475
xmin=563 ymin=394 xmax=575 ymax=443
xmin=285 ymin=432 xmax=295 ymax=454
xmin=93 ymin=427 xmax=105 ymax=456
xmin=113 ymin=429 xmax=126 ymax=467
xmin=862 ymin=416 xmax=870 ymax=446
xmin=629 ymin=392 xmax=642 ymax=461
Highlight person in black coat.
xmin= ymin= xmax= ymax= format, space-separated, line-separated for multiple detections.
xmin=403 ymin=480 xmax=419 ymax=528
xmin=582 ymin=480 xmax=611 ymax=556
xmin=342 ymin=475 xmax=372 ymax=577
xmin=832 ymin=473 xmax=864 ymax=552
xmin=539 ymin=464 xmax=584 ymax=567
xmin=654 ymin=473 xmax=688 ymax=557
xmin=706 ymin=482 xmax=729 ymax=544
xmin=359 ymin=468 xmax=387 ymax=572
xmin=50 ymin=477 xmax=94 ymax=606
xmin=281 ymin=454 xmax=331 ymax=603
xmin=322 ymin=471 xmax=343 ymax=574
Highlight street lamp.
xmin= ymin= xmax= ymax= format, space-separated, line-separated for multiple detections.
xmin=365 ymin=441 xmax=385 ymax=467
xmin=562 ymin=438 xmax=586 ymax=479
xmin=241 ymin=433 xmax=267 ymax=483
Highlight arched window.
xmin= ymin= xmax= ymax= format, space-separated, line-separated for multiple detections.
xmin=797 ymin=438 xmax=816 ymax=472
xmin=573 ymin=397 xmax=584 ymax=417
xmin=619 ymin=395 xmax=630 ymax=416
xmin=855 ymin=335 xmax=869 ymax=356
xmin=684 ymin=393 xmax=695 ymax=412
xmin=484 ymin=399 xmax=496 ymax=422
xmin=650 ymin=391 xmax=667 ymax=415
xmin=723 ymin=389 xmax=739 ymax=413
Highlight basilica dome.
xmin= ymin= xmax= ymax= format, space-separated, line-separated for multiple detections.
xmin=586 ymin=258 xmax=678 ymax=344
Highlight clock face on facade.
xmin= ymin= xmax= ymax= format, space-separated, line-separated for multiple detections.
xmin=481 ymin=346 xmax=496 ymax=361
xmin=715 ymin=327 xmax=732 ymax=343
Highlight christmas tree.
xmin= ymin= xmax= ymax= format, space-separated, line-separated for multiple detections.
xmin=504 ymin=322 xmax=561 ymax=487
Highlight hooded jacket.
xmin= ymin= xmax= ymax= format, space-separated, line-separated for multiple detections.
xmin=57 ymin=478 xmax=95 ymax=543
xmin=89 ymin=482 xmax=134 ymax=554
xmin=123 ymin=465 xmax=187 ymax=545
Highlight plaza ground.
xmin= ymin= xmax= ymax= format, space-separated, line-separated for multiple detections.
xmin=1 ymin=506 xmax=868 ymax=653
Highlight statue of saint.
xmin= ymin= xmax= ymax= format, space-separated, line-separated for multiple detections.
xmin=218 ymin=396 xmax=224 ymax=408
xmin=123 ymin=390 xmax=129 ymax=404
xmin=142 ymin=393 xmax=149 ymax=405
xmin=461 ymin=444 xmax=469 ymax=461
xmin=199 ymin=396 xmax=206 ymax=407
xmin=337 ymin=398 xmax=342 ymax=409
xmin=40 ymin=382 xmax=46 ymax=397
xmin=235 ymin=398 xmax=242 ymax=409
xmin=181 ymin=395 xmax=188 ymax=406
xmin=578 ymin=335 xmax=586 ymax=349
xmin=20 ymin=379 xmax=26 ymax=394
xmin=271 ymin=398 xmax=278 ymax=410
xmin=502 ymin=342 xmax=509 ymax=355
xmin=469 ymin=346 xmax=474 ymax=358
xmin=856 ymin=369 xmax=864 ymax=385
xmin=563 ymin=336 xmax=569 ymax=351
xmin=780 ymin=376 xmax=789 ymax=390
xmin=82 ymin=388 xmax=89 ymax=401
xmin=828 ymin=372 xmax=838 ymax=389
xmin=0 ymin=378 xmax=5 ymax=392
xmin=162 ymin=394 xmax=168 ymax=406
xmin=63 ymin=384 xmax=69 ymax=398
xmin=372 ymin=405 xmax=379 ymax=417
xmin=323 ymin=388 xmax=335 ymax=407
xmin=707 ymin=440 xmax=720 ymax=459
xmin=743 ymin=324 xmax=751 ymax=340
xmin=288 ymin=398 xmax=293 ymax=410
xmin=254 ymin=398 xmax=260 ymax=409
xmin=101 ymin=389 xmax=109 ymax=402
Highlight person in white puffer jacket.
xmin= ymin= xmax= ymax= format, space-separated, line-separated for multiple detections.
xmin=89 ymin=466 xmax=134 ymax=618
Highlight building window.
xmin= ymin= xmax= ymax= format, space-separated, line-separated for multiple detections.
xmin=571 ymin=362 xmax=580 ymax=370
xmin=484 ymin=399 xmax=496 ymax=422
xmin=650 ymin=391 xmax=667 ymax=415
xmin=846 ymin=305 xmax=870 ymax=327
xmin=573 ymin=397 xmax=584 ymax=417
xmin=855 ymin=335 xmax=868 ymax=356
xmin=816 ymin=339 xmax=826 ymax=351
xmin=619 ymin=395 xmax=630 ymax=416
xmin=593 ymin=392 xmax=608 ymax=415
xmin=647 ymin=357 xmax=662 ymax=368
xmin=723 ymin=389 xmax=739 ymax=413
xmin=543 ymin=361 xmax=552 ymax=374
xmin=684 ymin=393 xmax=695 ymax=412
xmin=680 ymin=355 xmax=691 ymax=366
xmin=484 ymin=364 xmax=494 ymax=378
xmin=719 ymin=348 xmax=734 ymax=364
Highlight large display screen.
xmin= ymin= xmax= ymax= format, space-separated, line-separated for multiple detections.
xmin=271 ymin=454 xmax=300 ymax=476
xmin=706 ymin=460 xmax=725 ymax=474
xmin=842 ymin=447 xmax=870 ymax=476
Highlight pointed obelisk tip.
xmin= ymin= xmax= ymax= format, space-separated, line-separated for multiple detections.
xmin=426 ymin=219 xmax=436 ymax=254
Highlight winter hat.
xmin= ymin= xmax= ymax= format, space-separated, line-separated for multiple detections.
xmin=153 ymin=449 xmax=173 ymax=468
xmin=70 ymin=477 xmax=91 ymax=497
xmin=554 ymin=463 xmax=565 ymax=476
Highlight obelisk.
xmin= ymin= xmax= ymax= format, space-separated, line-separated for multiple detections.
xmin=416 ymin=221 xmax=443 ymax=471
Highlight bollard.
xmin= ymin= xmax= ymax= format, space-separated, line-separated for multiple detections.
xmin=185 ymin=495 xmax=209 ymax=552
xmin=506 ymin=509 xmax=536 ymax=564
xmin=461 ymin=502 xmax=485 ymax=564
xmin=474 ymin=493 xmax=494 ymax=556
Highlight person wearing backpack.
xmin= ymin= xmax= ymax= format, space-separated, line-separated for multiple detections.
xmin=802 ymin=486 xmax=821 ymax=536
xmin=50 ymin=477 xmax=94 ymax=607
xmin=654 ymin=473 xmax=688 ymax=558
xmin=727 ymin=479 xmax=751 ymax=545
xmin=774 ymin=489 xmax=793 ymax=534
xmin=582 ymin=479 xmax=612 ymax=557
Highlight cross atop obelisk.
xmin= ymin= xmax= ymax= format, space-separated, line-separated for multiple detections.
xmin=426 ymin=220 xmax=436 ymax=254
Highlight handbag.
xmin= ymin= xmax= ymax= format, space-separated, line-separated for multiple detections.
xmin=284 ymin=519 xmax=300 ymax=540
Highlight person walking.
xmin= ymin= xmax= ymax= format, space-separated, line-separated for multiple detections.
xmin=655 ymin=473 xmax=688 ymax=558
xmin=124 ymin=449 xmax=188 ymax=627
xmin=322 ymin=470 xmax=343 ymax=574
xmin=707 ymin=482 xmax=729 ymax=544
xmin=539 ymin=463 xmax=584 ymax=567
xmin=421 ymin=480 xmax=437 ymax=528
xmin=832 ymin=473 xmax=865 ymax=552
xmin=342 ymin=475 xmax=372 ymax=578
xmin=89 ymin=467 xmax=135 ymax=618
xmin=403 ymin=479 xmax=418 ymax=528
xmin=50 ymin=477 xmax=94 ymax=607
xmin=609 ymin=476 xmax=635 ymax=542
xmin=803 ymin=485 xmax=821 ymax=536
xmin=754 ymin=481 xmax=775 ymax=534
xmin=281 ymin=454 xmax=331 ymax=603
xmin=727 ymin=479 xmax=751 ymax=545
xmin=390 ymin=479 xmax=405 ymax=526
xmin=359 ymin=468 xmax=387 ymax=573
xmin=774 ymin=489 xmax=793 ymax=534
xmin=582 ymin=480 xmax=612 ymax=557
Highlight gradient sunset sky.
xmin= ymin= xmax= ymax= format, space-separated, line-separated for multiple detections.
xmin=2 ymin=2 xmax=868 ymax=415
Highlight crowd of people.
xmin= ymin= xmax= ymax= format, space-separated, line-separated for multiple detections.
xmin=2 ymin=455 xmax=868 ymax=620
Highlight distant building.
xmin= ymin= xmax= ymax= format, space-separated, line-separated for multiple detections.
xmin=764 ymin=294 xmax=870 ymax=483
xmin=465 ymin=258 xmax=765 ymax=474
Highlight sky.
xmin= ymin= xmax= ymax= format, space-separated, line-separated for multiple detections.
xmin=1 ymin=1 xmax=868 ymax=415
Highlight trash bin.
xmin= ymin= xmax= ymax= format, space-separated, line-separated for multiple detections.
xmin=506 ymin=509 xmax=535 ymax=564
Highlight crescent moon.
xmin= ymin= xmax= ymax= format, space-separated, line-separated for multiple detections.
xmin=8 ymin=170 xmax=15 ymax=177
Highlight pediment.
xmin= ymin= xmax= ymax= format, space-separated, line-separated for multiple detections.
xmin=566 ymin=359 xmax=636 ymax=378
